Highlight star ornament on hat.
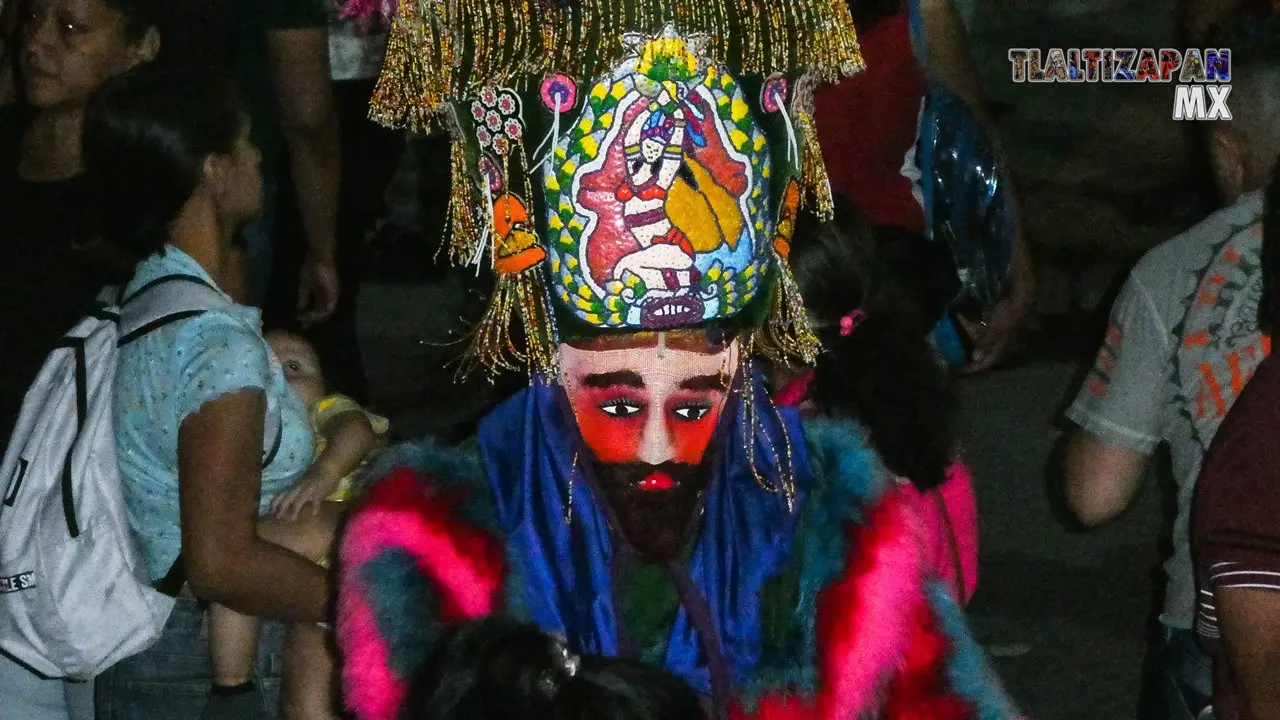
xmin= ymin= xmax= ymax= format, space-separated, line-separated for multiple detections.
xmin=346 ymin=0 xmax=865 ymax=378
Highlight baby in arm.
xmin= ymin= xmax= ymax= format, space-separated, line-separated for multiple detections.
xmin=205 ymin=331 xmax=387 ymax=720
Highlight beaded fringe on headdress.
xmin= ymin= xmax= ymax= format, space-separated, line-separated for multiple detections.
xmin=364 ymin=0 xmax=863 ymax=133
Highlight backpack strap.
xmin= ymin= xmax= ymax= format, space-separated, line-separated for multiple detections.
xmin=262 ymin=404 xmax=282 ymax=469
xmin=117 ymin=274 xmax=227 ymax=344
xmin=117 ymin=274 xmax=283 ymax=468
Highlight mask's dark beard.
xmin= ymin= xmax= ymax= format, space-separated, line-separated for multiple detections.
xmin=592 ymin=461 xmax=710 ymax=563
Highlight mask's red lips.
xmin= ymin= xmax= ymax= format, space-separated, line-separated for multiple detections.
xmin=636 ymin=471 xmax=676 ymax=492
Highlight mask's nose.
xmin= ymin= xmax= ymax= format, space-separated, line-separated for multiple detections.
xmin=636 ymin=406 xmax=674 ymax=466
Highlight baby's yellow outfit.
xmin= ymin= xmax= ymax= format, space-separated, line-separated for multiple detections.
xmin=313 ymin=394 xmax=390 ymax=503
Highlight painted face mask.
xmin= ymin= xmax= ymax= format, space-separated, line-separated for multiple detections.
xmin=558 ymin=331 xmax=739 ymax=559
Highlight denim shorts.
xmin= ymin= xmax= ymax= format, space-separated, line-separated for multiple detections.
xmin=95 ymin=598 xmax=286 ymax=720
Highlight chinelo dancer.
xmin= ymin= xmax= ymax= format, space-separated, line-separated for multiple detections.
xmin=332 ymin=1 xmax=1024 ymax=718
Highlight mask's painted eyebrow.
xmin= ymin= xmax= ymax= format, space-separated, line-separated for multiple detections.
xmin=679 ymin=374 xmax=724 ymax=391
xmin=582 ymin=371 xmax=645 ymax=389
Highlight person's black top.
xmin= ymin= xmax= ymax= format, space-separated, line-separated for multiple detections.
xmin=0 ymin=105 xmax=102 ymax=446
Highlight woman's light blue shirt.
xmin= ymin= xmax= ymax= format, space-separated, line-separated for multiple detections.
xmin=114 ymin=247 xmax=314 ymax=582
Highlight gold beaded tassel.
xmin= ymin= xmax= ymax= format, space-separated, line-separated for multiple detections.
xmin=738 ymin=0 xmax=762 ymax=71
xmin=789 ymin=73 xmax=834 ymax=220
xmin=368 ymin=0 xmax=863 ymax=133
xmin=765 ymin=1 xmax=786 ymax=77
xmin=514 ymin=268 xmax=559 ymax=377
xmin=460 ymin=281 xmax=524 ymax=380
xmin=442 ymin=139 xmax=483 ymax=265
xmin=751 ymin=257 xmax=821 ymax=367
xmin=814 ymin=0 xmax=865 ymax=78
xmin=535 ymin=6 xmax=561 ymax=77
xmin=459 ymin=143 xmax=558 ymax=379
xmin=738 ymin=350 xmax=797 ymax=512
xmin=510 ymin=0 xmax=535 ymax=83
xmin=795 ymin=112 xmax=835 ymax=221
xmin=431 ymin=0 xmax=458 ymax=109
xmin=517 ymin=158 xmax=559 ymax=379
xmin=370 ymin=0 xmax=434 ymax=131
xmin=457 ymin=190 xmax=523 ymax=380
xmin=674 ymin=1 xmax=695 ymax=39
xmin=460 ymin=236 xmax=559 ymax=379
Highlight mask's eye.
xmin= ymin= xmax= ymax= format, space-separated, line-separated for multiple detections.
xmin=673 ymin=404 xmax=711 ymax=421
xmin=599 ymin=401 xmax=643 ymax=418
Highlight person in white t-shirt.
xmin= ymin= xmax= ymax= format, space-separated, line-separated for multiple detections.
xmin=1061 ymin=13 xmax=1280 ymax=720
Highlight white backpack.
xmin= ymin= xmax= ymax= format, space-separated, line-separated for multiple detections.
xmin=0 ymin=274 xmax=279 ymax=680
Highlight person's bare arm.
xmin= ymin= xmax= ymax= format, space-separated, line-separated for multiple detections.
xmin=312 ymin=410 xmax=381 ymax=480
xmin=1062 ymin=430 xmax=1149 ymax=527
xmin=178 ymin=388 xmax=328 ymax=621
xmin=269 ymin=409 xmax=379 ymax=521
xmin=917 ymin=0 xmax=1036 ymax=371
xmin=1219 ymin=587 xmax=1280 ymax=720
xmin=267 ymin=27 xmax=341 ymax=325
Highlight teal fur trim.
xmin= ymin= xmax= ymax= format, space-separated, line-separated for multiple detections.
xmin=360 ymin=437 xmax=532 ymax=618
xmin=927 ymin=581 xmax=1023 ymax=720
xmin=359 ymin=548 xmax=442 ymax=676
xmin=792 ymin=416 xmax=893 ymax=645
xmin=737 ymin=417 xmax=893 ymax=706
xmin=801 ymin=417 xmax=893 ymax=513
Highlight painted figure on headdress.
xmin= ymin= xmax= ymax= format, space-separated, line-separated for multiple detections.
xmin=331 ymin=3 xmax=1023 ymax=719
xmin=540 ymin=28 xmax=773 ymax=334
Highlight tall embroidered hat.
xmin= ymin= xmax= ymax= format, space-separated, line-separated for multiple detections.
xmin=344 ymin=0 xmax=864 ymax=376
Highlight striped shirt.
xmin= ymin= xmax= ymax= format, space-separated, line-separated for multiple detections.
xmin=1196 ymin=562 xmax=1280 ymax=640
xmin=1193 ymin=353 xmax=1280 ymax=720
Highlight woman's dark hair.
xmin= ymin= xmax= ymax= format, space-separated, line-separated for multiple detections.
xmin=99 ymin=0 xmax=168 ymax=44
xmin=1259 ymin=157 xmax=1280 ymax=333
xmin=402 ymin=617 xmax=707 ymax=720
xmin=790 ymin=197 xmax=959 ymax=491
xmin=81 ymin=65 xmax=245 ymax=284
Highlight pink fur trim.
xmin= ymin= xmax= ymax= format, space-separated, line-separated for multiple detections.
xmin=337 ymin=470 xmax=505 ymax=720
xmin=337 ymin=589 xmax=403 ymax=720
xmin=896 ymin=457 xmax=980 ymax=607
xmin=340 ymin=470 xmax=502 ymax=619
xmin=817 ymin=487 xmax=927 ymax=719
xmin=941 ymin=457 xmax=979 ymax=604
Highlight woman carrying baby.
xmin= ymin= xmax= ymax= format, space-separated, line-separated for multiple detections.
xmin=89 ymin=66 xmax=348 ymax=720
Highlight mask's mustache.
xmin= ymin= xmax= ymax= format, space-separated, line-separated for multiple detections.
xmin=597 ymin=462 xmax=706 ymax=493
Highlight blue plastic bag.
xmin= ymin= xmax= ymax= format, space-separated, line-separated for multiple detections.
xmin=916 ymin=84 xmax=1014 ymax=319
xmin=906 ymin=0 xmax=1014 ymax=363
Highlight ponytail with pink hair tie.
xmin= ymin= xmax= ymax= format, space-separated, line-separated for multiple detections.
xmin=839 ymin=309 xmax=867 ymax=336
